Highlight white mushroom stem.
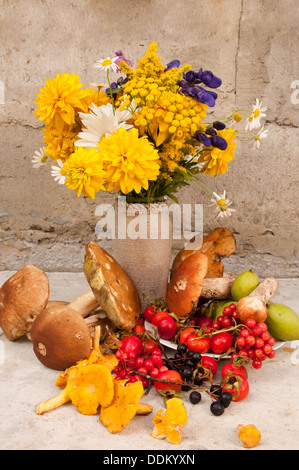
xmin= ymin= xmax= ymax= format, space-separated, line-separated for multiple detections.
xmin=67 ymin=290 xmax=100 ymax=317
xmin=247 ymin=277 xmax=278 ymax=304
xmin=202 ymin=274 xmax=236 ymax=299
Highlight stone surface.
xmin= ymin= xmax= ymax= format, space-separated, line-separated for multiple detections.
xmin=0 ymin=0 xmax=299 ymax=276
xmin=0 ymin=271 xmax=298 ymax=450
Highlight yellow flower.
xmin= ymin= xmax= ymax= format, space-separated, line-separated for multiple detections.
xmin=198 ymin=128 xmax=237 ymax=177
xmin=34 ymin=73 xmax=90 ymax=130
xmin=43 ymin=126 xmax=78 ymax=162
xmin=61 ymin=147 xmax=106 ymax=199
xmin=97 ymin=127 xmax=160 ymax=194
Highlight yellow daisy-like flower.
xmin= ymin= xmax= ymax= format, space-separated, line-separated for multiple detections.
xmin=34 ymin=73 xmax=90 ymax=130
xmin=61 ymin=147 xmax=106 ymax=199
xmin=42 ymin=126 xmax=78 ymax=162
xmin=97 ymin=127 xmax=160 ymax=194
xmin=198 ymin=128 xmax=237 ymax=177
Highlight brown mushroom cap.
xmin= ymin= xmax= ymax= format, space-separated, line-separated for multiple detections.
xmin=30 ymin=303 xmax=91 ymax=370
xmin=171 ymin=227 xmax=236 ymax=279
xmin=166 ymin=253 xmax=209 ymax=317
xmin=0 ymin=265 xmax=50 ymax=341
xmin=84 ymin=241 xmax=141 ymax=330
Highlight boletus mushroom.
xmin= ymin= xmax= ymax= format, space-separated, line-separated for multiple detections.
xmin=31 ymin=242 xmax=141 ymax=370
xmin=171 ymin=227 xmax=236 ymax=279
xmin=236 ymin=277 xmax=279 ymax=323
xmin=0 ymin=265 xmax=50 ymax=341
xmin=30 ymin=289 xmax=100 ymax=370
xmin=84 ymin=241 xmax=141 ymax=330
xmin=166 ymin=253 xmax=209 ymax=317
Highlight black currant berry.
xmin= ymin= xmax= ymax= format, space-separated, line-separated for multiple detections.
xmin=219 ymin=391 xmax=233 ymax=408
xmin=210 ymin=401 xmax=225 ymax=416
xmin=210 ymin=384 xmax=222 ymax=396
xmin=189 ymin=391 xmax=202 ymax=404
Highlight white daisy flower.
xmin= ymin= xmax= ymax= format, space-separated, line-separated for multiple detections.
xmin=254 ymin=126 xmax=268 ymax=149
xmin=32 ymin=147 xmax=47 ymax=168
xmin=51 ymin=159 xmax=65 ymax=185
xmin=75 ymin=102 xmax=134 ymax=148
xmin=245 ymin=98 xmax=267 ymax=131
xmin=210 ymin=191 xmax=235 ymax=218
xmin=94 ymin=57 xmax=118 ymax=73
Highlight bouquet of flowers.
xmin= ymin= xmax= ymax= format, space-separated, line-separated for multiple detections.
xmin=33 ymin=42 xmax=268 ymax=217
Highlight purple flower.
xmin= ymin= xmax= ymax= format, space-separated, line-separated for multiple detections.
xmin=213 ymin=121 xmax=226 ymax=130
xmin=198 ymin=68 xmax=222 ymax=88
xmin=114 ymin=50 xmax=134 ymax=71
xmin=211 ymin=135 xmax=228 ymax=150
xmin=165 ymin=59 xmax=180 ymax=70
xmin=195 ymin=133 xmax=212 ymax=147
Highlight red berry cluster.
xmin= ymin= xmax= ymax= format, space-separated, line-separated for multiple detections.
xmin=113 ymin=335 xmax=170 ymax=389
xmin=234 ymin=318 xmax=275 ymax=369
xmin=213 ymin=303 xmax=238 ymax=329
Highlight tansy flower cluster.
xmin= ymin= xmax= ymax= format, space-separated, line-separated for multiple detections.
xmin=32 ymin=42 xmax=268 ymax=217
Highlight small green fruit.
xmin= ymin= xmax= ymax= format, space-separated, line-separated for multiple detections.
xmin=231 ymin=270 xmax=260 ymax=301
xmin=266 ymin=302 xmax=299 ymax=341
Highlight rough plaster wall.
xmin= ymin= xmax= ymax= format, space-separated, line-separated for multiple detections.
xmin=0 ymin=0 xmax=298 ymax=278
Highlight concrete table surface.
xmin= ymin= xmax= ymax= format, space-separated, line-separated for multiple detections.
xmin=0 ymin=271 xmax=298 ymax=451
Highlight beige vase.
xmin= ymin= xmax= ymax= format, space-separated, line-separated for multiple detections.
xmin=112 ymin=197 xmax=173 ymax=310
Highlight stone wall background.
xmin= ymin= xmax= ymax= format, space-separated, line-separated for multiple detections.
xmin=0 ymin=0 xmax=298 ymax=278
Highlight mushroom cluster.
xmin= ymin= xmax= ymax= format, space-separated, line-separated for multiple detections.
xmin=0 ymin=242 xmax=141 ymax=371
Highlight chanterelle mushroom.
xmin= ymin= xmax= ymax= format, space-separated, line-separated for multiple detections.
xmin=0 ymin=265 xmax=50 ymax=341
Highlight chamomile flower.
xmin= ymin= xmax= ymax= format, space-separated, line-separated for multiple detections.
xmin=51 ymin=159 xmax=66 ymax=185
xmin=94 ymin=57 xmax=118 ymax=73
xmin=32 ymin=147 xmax=47 ymax=168
xmin=75 ymin=102 xmax=133 ymax=148
xmin=210 ymin=190 xmax=235 ymax=218
xmin=245 ymin=98 xmax=267 ymax=131
xmin=254 ymin=126 xmax=268 ymax=149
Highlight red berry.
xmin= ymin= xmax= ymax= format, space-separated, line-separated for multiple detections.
xmin=151 ymin=354 xmax=163 ymax=367
xmin=144 ymin=359 xmax=154 ymax=371
xmin=267 ymin=337 xmax=275 ymax=347
xmin=240 ymin=328 xmax=250 ymax=338
xmin=254 ymin=348 xmax=264 ymax=359
xmin=267 ymin=349 xmax=276 ymax=359
xmin=158 ymin=365 xmax=168 ymax=373
xmin=257 ymin=322 xmax=268 ymax=332
xmin=263 ymin=344 xmax=272 ymax=355
xmin=222 ymin=317 xmax=232 ymax=328
xmin=252 ymin=359 xmax=262 ymax=369
xmin=150 ymin=367 xmax=159 ymax=378
xmin=237 ymin=336 xmax=246 ymax=348
xmin=252 ymin=325 xmax=262 ymax=336
xmin=137 ymin=367 xmax=148 ymax=375
xmin=245 ymin=335 xmax=256 ymax=348
xmin=255 ymin=337 xmax=264 ymax=348
xmin=151 ymin=347 xmax=162 ymax=356
xmin=134 ymin=357 xmax=144 ymax=368
xmin=245 ymin=318 xmax=257 ymax=329
xmin=143 ymin=305 xmax=157 ymax=323
xmin=261 ymin=331 xmax=270 ymax=342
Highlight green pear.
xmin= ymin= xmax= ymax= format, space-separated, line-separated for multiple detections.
xmin=266 ymin=302 xmax=299 ymax=341
xmin=231 ymin=270 xmax=260 ymax=301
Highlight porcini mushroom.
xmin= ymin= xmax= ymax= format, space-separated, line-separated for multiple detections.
xmin=166 ymin=253 xmax=209 ymax=317
xmin=84 ymin=241 xmax=141 ymax=330
xmin=0 ymin=265 xmax=50 ymax=341
xmin=236 ymin=277 xmax=279 ymax=323
xmin=31 ymin=242 xmax=141 ymax=370
xmin=171 ymin=227 xmax=236 ymax=279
